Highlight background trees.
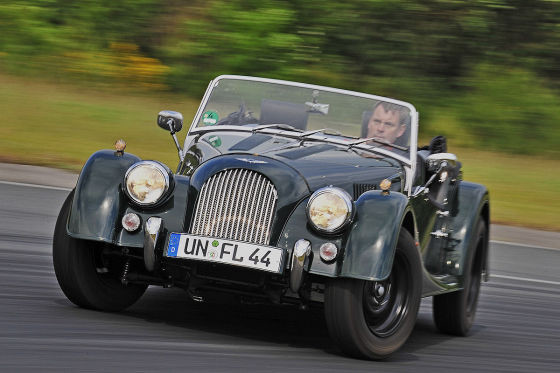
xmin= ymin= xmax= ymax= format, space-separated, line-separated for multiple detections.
xmin=1 ymin=0 xmax=559 ymax=156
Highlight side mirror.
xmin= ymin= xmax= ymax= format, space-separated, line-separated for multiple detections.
xmin=157 ymin=110 xmax=183 ymax=133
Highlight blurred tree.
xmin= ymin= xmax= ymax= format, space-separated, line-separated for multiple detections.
xmin=456 ymin=63 xmax=560 ymax=156
xmin=159 ymin=0 xmax=305 ymax=94
xmin=0 ymin=0 xmax=163 ymax=84
xmin=2 ymin=0 xmax=560 ymax=157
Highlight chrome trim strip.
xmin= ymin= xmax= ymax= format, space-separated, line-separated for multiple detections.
xmin=206 ymin=75 xmax=417 ymax=112
xmin=246 ymin=172 xmax=261 ymax=242
xmin=211 ymin=171 xmax=227 ymax=235
xmin=188 ymin=79 xmax=215 ymax=133
xmin=407 ymin=110 xmax=419 ymax=195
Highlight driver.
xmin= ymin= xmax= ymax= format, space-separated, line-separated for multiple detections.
xmin=366 ymin=101 xmax=410 ymax=145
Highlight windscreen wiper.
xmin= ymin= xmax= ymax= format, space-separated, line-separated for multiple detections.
xmin=347 ymin=137 xmax=408 ymax=151
xmin=297 ymin=129 xmax=327 ymax=139
xmin=189 ymin=125 xmax=410 ymax=162
xmin=252 ymin=123 xmax=303 ymax=133
xmin=263 ymin=129 xmax=329 ymax=153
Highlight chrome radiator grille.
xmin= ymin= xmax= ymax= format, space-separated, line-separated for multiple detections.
xmin=190 ymin=169 xmax=278 ymax=245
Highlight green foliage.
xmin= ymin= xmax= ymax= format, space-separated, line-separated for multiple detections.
xmin=455 ymin=64 xmax=560 ymax=157
xmin=160 ymin=0 xmax=305 ymax=93
xmin=0 ymin=0 xmax=162 ymax=84
xmin=2 ymin=0 xmax=560 ymax=158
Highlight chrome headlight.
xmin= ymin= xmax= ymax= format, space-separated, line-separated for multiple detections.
xmin=124 ymin=161 xmax=170 ymax=205
xmin=307 ymin=187 xmax=353 ymax=233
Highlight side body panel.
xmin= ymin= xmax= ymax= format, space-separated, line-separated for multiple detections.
xmin=412 ymin=180 xmax=489 ymax=293
xmin=445 ymin=181 xmax=490 ymax=279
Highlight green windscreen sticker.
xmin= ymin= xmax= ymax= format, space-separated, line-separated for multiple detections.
xmin=202 ymin=110 xmax=219 ymax=126
xmin=208 ymin=135 xmax=222 ymax=147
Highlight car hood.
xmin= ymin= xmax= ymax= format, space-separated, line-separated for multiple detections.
xmin=260 ymin=143 xmax=402 ymax=193
xmin=189 ymin=140 xmax=402 ymax=198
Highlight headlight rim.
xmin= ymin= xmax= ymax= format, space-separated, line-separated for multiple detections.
xmin=124 ymin=160 xmax=173 ymax=207
xmin=306 ymin=186 xmax=354 ymax=234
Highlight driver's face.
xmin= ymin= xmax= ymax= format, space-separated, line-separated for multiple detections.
xmin=367 ymin=106 xmax=406 ymax=144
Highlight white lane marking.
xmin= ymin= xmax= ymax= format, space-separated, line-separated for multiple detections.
xmin=491 ymin=274 xmax=560 ymax=286
xmin=491 ymin=240 xmax=559 ymax=251
xmin=0 ymin=336 xmax=309 ymax=354
xmin=2 ymin=181 xmax=559 ymax=250
xmin=0 ymin=180 xmax=72 ymax=192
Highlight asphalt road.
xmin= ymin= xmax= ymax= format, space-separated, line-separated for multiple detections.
xmin=0 ymin=182 xmax=559 ymax=372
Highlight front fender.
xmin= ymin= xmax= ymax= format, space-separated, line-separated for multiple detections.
xmin=340 ymin=191 xmax=409 ymax=281
xmin=67 ymin=150 xmax=140 ymax=243
xmin=67 ymin=150 xmax=191 ymax=248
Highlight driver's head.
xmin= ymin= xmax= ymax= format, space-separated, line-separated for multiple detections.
xmin=367 ymin=102 xmax=410 ymax=144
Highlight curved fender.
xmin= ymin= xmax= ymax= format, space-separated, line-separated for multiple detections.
xmin=67 ymin=150 xmax=191 ymax=248
xmin=340 ymin=191 xmax=409 ymax=281
xmin=446 ymin=181 xmax=490 ymax=279
xmin=67 ymin=150 xmax=141 ymax=243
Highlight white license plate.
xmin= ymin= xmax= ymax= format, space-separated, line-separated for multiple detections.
xmin=165 ymin=233 xmax=284 ymax=273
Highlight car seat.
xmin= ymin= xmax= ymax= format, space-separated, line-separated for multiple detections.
xmin=260 ymin=99 xmax=309 ymax=130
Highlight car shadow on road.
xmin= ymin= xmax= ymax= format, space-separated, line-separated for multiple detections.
xmin=119 ymin=287 xmax=460 ymax=361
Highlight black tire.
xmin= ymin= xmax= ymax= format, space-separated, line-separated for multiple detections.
xmin=433 ymin=219 xmax=487 ymax=335
xmin=325 ymin=229 xmax=422 ymax=360
xmin=53 ymin=191 xmax=147 ymax=312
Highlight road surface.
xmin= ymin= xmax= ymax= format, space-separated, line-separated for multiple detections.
xmin=0 ymin=182 xmax=558 ymax=372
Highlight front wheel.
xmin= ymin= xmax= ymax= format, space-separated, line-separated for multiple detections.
xmin=324 ymin=229 xmax=422 ymax=359
xmin=53 ymin=191 xmax=147 ymax=312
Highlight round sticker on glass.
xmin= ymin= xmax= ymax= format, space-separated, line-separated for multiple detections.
xmin=208 ymin=135 xmax=222 ymax=148
xmin=202 ymin=111 xmax=219 ymax=126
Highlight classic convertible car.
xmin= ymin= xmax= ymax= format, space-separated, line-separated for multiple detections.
xmin=53 ymin=75 xmax=490 ymax=359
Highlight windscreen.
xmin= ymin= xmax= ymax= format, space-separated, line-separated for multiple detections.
xmin=195 ymin=78 xmax=413 ymax=156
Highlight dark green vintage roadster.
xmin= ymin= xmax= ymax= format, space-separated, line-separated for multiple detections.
xmin=53 ymin=75 xmax=490 ymax=359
